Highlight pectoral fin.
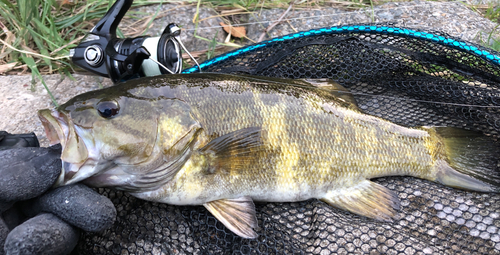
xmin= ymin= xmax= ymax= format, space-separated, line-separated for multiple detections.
xmin=203 ymin=197 xmax=258 ymax=239
xmin=200 ymin=127 xmax=264 ymax=173
xmin=321 ymin=180 xmax=400 ymax=221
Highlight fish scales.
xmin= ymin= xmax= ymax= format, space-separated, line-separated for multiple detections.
xmin=127 ymin=76 xmax=434 ymax=203
xmin=38 ymin=73 xmax=500 ymax=239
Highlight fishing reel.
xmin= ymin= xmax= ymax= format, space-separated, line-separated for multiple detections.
xmin=70 ymin=0 xmax=199 ymax=83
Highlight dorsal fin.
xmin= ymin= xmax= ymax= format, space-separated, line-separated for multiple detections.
xmin=301 ymin=78 xmax=360 ymax=111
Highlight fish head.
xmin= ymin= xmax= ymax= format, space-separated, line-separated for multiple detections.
xmin=38 ymin=89 xmax=163 ymax=187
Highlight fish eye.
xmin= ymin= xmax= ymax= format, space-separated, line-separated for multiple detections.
xmin=97 ymin=100 xmax=120 ymax=118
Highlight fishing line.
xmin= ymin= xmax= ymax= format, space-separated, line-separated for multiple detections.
xmin=181 ymin=1 xmax=476 ymax=32
xmin=147 ymin=1 xmax=500 ymax=108
xmin=232 ymin=74 xmax=500 ymax=109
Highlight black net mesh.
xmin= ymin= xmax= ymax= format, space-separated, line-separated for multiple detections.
xmin=75 ymin=25 xmax=500 ymax=254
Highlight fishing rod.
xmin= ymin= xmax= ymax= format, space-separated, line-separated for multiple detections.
xmin=69 ymin=0 xmax=200 ymax=83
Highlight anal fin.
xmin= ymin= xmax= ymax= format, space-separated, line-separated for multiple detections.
xmin=203 ymin=196 xmax=258 ymax=239
xmin=321 ymin=180 xmax=400 ymax=221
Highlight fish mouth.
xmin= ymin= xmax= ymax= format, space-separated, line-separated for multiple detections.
xmin=38 ymin=109 xmax=68 ymax=146
xmin=38 ymin=109 xmax=91 ymax=186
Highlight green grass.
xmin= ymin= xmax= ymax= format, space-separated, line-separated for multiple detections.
xmin=482 ymin=29 xmax=500 ymax=52
xmin=484 ymin=4 xmax=499 ymax=23
xmin=206 ymin=30 xmax=219 ymax=60
xmin=464 ymin=2 xmax=499 ymax=52
xmin=485 ymin=5 xmax=500 ymax=51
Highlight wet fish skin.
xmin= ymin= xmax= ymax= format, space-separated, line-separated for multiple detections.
xmin=38 ymin=73 xmax=500 ymax=239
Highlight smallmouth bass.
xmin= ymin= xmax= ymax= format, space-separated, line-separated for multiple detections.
xmin=38 ymin=73 xmax=500 ymax=238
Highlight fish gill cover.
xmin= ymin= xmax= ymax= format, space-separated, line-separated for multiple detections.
xmin=76 ymin=25 xmax=500 ymax=254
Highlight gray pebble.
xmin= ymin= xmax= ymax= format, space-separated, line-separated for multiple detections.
xmin=0 ymin=218 xmax=8 ymax=255
xmin=0 ymin=147 xmax=61 ymax=202
xmin=31 ymin=184 xmax=116 ymax=232
xmin=3 ymin=213 xmax=78 ymax=255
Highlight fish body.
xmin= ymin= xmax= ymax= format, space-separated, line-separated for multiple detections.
xmin=38 ymin=73 xmax=500 ymax=238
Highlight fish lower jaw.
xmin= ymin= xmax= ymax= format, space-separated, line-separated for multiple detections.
xmin=54 ymin=159 xmax=101 ymax=187
xmin=53 ymin=168 xmax=67 ymax=187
